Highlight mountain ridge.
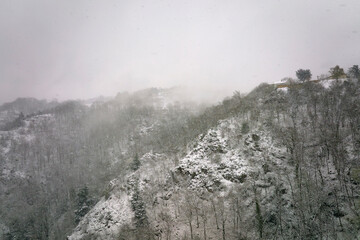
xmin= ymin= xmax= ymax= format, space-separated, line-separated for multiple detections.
xmin=1 ymin=79 xmax=360 ymax=239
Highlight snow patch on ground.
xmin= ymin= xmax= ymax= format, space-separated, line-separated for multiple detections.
xmin=68 ymin=152 xmax=171 ymax=239
xmin=69 ymin=193 xmax=133 ymax=240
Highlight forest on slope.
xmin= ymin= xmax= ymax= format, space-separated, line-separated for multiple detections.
xmin=70 ymin=71 xmax=360 ymax=240
xmin=0 ymin=88 xmax=207 ymax=239
xmin=1 ymin=68 xmax=360 ymax=239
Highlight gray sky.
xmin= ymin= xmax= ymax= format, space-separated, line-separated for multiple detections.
xmin=1 ymin=0 xmax=359 ymax=104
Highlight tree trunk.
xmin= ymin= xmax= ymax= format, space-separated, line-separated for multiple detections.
xmin=189 ymin=220 xmax=193 ymax=240
xmin=222 ymin=219 xmax=226 ymax=240
xmin=211 ymin=200 xmax=220 ymax=230
xmin=203 ymin=218 xmax=207 ymax=240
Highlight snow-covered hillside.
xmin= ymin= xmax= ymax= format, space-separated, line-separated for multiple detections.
xmin=0 ymin=114 xmax=55 ymax=180
xmin=2 ymin=80 xmax=360 ymax=239
xmin=68 ymin=78 xmax=360 ymax=240
xmin=68 ymin=115 xmax=294 ymax=239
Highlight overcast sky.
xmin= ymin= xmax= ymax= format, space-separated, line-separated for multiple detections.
xmin=0 ymin=0 xmax=359 ymax=104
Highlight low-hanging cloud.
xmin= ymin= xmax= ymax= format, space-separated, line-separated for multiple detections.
xmin=0 ymin=0 xmax=359 ymax=104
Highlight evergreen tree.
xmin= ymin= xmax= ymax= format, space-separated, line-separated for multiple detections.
xmin=131 ymin=153 xmax=141 ymax=171
xmin=74 ymin=186 xmax=93 ymax=224
xmin=330 ymin=65 xmax=345 ymax=80
xmin=131 ymin=183 xmax=149 ymax=228
xmin=348 ymin=65 xmax=360 ymax=80
xmin=296 ymin=69 xmax=312 ymax=82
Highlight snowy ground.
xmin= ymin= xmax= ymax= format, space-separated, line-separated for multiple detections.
xmin=0 ymin=113 xmax=54 ymax=180
xmin=68 ymin=116 xmax=293 ymax=239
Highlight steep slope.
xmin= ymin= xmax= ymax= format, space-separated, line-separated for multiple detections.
xmin=2 ymin=81 xmax=360 ymax=239
xmin=68 ymin=116 xmax=294 ymax=239
xmin=69 ymin=79 xmax=360 ymax=240
xmin=0 ymin=113 xmax=57 ymax=238
xmin=0 ymin=88 xmax=206 ymax=239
